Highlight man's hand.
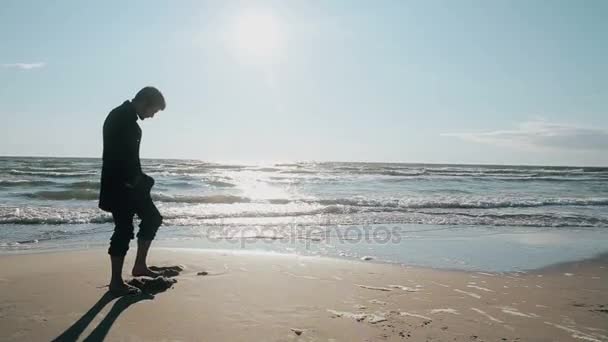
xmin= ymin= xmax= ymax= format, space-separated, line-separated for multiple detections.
xmin=125 ymin=175 xmax=143 ymax=189
xmin=125 ymin=174 xmax=154 ymax=192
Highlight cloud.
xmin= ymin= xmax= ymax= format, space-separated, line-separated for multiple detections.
xmin=442 ymin=121 xmax=608 ymax=151
xmin=2 ymin=62 xmax=46 ymax=70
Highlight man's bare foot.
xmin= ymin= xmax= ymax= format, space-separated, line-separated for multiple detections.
xmin=109 ymin=281 xmax=141 ymax=297
xmin=132 ymin=266 xmax=162 ymax=278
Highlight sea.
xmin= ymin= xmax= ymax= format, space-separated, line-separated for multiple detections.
xmin=1 ymin=156 xmax=607 ymax=272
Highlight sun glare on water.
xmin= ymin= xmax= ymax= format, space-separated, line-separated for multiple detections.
xmin=227 ymin=10 xmax=285 ymax=63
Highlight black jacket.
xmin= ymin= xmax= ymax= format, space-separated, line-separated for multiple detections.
xmin=99 ymin=100 xmax=145 ymax=212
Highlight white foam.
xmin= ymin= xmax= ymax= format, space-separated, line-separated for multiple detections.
xmin=283 ymin=272 xmax=319 ymax=280
xmin=367 ymin=314 xmax=387 ymax=324
xmin=467 ymin=285 xmax=494 ymax=292
xmin=477 ymin=272 xmax=495 ymax=277
xmin=356 ymin=284 xmax=392 ymax=292
xmin=369 ymin=299 xmax=387 ymax=305
xmin=545 ymin=322 xmax=603 ymax=342
xmin=430 ymin=281 xmax=450 ymax=288
xmin=400 ymin=311 xmax=432 ymax=321
xmin=454 ymin=289 xmax=481 ymax=299
xmin=430 ymin=308 xmax=460 ymax=315
xmin=584 ymin=327 xmax=606 ymax=332
xmin=471 ymin=308 xmax=503 ymax=323
xmin=327 ymin=309 xmax=366 ymax=321
xmin=327 ymin=309 xmax=386 ymax=324
xmin=500 ymin=307 xmax=534 ymax=318
xmin=388 ymin=285 xmax=419 ymax=292
xmin=564 ymin=273 xmax=574 ymax=276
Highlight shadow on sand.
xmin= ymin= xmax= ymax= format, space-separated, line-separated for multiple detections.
xmin=53 ymin=267 xmax=181 ymax=342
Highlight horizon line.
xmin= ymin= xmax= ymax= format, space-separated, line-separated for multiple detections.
xmin=0 ymin=154 xmax=606 ymax=169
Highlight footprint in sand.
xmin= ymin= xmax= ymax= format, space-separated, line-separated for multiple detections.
xmin=127 ymin=277 xmax=177 ymax=294
xmin=149 ymin=265 xmax=184 ymax=277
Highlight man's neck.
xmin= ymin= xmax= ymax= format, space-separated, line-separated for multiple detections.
xmin=131 ymin=100 xmax=143 ymax=120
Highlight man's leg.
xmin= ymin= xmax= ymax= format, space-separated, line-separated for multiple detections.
xmin=132 ymin=196 xmax=163 ymax=277
xmin=133 ymin=239 xmax=154 ymax=275
xmin=108 ymin=210 xmax=140 ymax=295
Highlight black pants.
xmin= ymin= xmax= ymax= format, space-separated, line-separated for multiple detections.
xmin=108 ymin=194 xmax=162 ymax=257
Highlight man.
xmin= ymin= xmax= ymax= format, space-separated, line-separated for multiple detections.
xmin=99 ymin=86 xmax=166 ymax=296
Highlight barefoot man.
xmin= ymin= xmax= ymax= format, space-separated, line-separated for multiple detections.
xmin=99 ymin=87 xmax=166 ymax=296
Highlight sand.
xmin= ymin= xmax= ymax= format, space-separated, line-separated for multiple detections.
xmin=0 ymin=248 xmax=606 ymax=341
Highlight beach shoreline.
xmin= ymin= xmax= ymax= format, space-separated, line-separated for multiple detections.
xmin=1 ymin=248 xmax=606 ymax=341
xmin=2 ymin=242 xmax=608 ymax=273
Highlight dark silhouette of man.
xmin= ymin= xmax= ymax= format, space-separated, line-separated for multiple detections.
xmin=99 ymin=86 xmax=166 ymax=296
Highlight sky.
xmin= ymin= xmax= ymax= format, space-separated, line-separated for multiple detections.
xmin=1 ymin=0 xmax=607 ymax=166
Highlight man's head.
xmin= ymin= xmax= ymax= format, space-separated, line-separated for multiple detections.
xmin=132 ymin=86 xmax=166 ymax=120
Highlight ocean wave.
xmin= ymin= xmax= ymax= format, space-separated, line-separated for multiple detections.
xmin=7 ymin=227 xmax=113 ymax=245
xmin=357 ymin=170 xmax=427 ymax=177
xmin=0 ymin=180 xmax=56 ymax=187
xmin=0 ymin=216 xmax=114 ymax=225
xmin=376 ymin=167 xmax=608 ymax=178
xmin=274 ymin=163 xmax=304 ymax=167
xmin=14 ymin=182 xmax=608 ymax=210
xmin=163 ymin=180 xmax=198 ymax=188
xmin=273 ymin=166 xmax=608 ymax=180
xmin=1 ymin=203 xmax=606 ymax=228
xmin=148 ymin=164 xmax=245 ymax=173
xmin=206 ymin=180 xmax=236 ymax=188
xmin=255 ymin=167 xmax=282 ymax=172
xmin=280 ymin=170 xmax=317 ymax=174
xmin=0 ymin=207 xmax=112 ymax=225
xmin=306 ymin=197 xmax=608 ymax=209
xmin=64 ymin=181 xmax=101 ymax=189
xmin=10 ymin=169 xmax=97 ymax=178
xmin=398 ymin=197 xmax=608 ymax=209
xmin=23 ymin=189 xmax=99 ymax=201
xmin=10 ymin=166 xmax=87 ymax=173
xmin=152 ymin=193 xmax=251 ymax=204
xmin=490 ymin=176 xmax=608 ymax=182
xmin=346 ymin=196 xmax=608 ymax=209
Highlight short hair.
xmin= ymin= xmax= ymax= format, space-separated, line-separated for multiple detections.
xmin=134 ymin=86 xmax=166 ymax=110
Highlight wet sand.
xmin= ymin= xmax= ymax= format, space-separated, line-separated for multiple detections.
xmin=0 ymin=248 xmax=606 ymax=341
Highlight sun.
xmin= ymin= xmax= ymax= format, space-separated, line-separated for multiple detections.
xmin=227 ymin=10 xmax=285 ymax=63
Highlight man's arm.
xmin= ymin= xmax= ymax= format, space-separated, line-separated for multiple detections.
xmin=104 ymin=113 xmax=142 ymax=188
